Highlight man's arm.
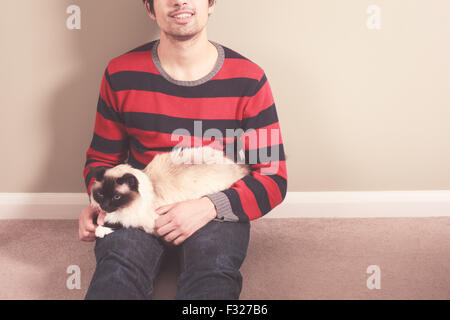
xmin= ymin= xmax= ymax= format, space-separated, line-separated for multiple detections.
xmin=206 ymin=73 xmax=288 ymax=222
xmin=83 ymin=66 xmax=129 ymax=196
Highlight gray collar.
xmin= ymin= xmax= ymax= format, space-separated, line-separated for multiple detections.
xmin=151 ymin=39 xmax=225 ymax=87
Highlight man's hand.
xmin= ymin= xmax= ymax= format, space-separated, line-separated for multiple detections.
xmin=155 ymin=197 xmax=217 ymax=246
xmin=78 ymin=205 xmax=99 ymax=242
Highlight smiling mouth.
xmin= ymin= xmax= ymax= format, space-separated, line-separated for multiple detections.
xmin=171 ymin=13 xmax=194 ymax=23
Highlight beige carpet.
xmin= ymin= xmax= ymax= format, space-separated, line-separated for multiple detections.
xmin=0 ymin=218 xmax=449 ymax=300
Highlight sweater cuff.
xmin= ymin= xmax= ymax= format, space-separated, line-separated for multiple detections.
xmin=205 ymin=192 xmax=239 ymax=222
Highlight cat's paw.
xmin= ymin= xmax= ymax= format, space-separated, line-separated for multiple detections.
xmin=142 ymin=225 xmax=157 ymax=235
xmin=95 ymin=226 xmax=114 ymax=238
xmin=141 ymin=220 xmax=157 ymax=235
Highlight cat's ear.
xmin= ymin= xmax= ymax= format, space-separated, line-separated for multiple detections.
xmin=94 ymin=167 xmax=107 ymax=182
xmin=117 ymin=173 xmax=139 ymax=192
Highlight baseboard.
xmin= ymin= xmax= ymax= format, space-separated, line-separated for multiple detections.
xmin=0 ymin=193 xmax=88 ymax=220
xmin=276 ymin=190 xmax=450 ymax=218
xmin=0 ymin=191 xmax=449 ymax=220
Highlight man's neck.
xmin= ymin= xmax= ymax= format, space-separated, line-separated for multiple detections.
xmin=157 ymin=33 xmax=218 ymax=82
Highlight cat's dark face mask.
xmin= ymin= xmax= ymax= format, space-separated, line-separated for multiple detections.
xmin=91 ymin=167 xmax=140 ymax=215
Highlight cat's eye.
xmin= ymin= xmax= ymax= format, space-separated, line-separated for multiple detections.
xmin=96 ymin=191 xmax=104 ymax=198
xmin=113 ymin=194 xmax=121 ymax=201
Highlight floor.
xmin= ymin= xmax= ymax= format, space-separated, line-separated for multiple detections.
xmin=0 ymin=218 xmax=449 ymax=299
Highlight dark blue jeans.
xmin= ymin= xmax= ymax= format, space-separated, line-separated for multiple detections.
xmin=85 ymin=220 xmax=250 ymax=300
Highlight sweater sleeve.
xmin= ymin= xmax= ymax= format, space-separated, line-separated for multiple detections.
xmin=206 ymin=73 xmax=288 ymax=222
xmin=83 ymin=66 xmax=129 ymax=197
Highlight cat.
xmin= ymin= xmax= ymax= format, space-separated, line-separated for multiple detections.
xmin=89 ymin=146 xmax=250 ymax=238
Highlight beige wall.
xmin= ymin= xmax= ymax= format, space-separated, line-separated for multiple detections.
xmin=1 ymin=0 xmax=449 ymax=193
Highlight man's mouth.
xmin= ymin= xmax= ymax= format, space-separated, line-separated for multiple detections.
xmin=171 ymin=12 xmax=194 ymax=23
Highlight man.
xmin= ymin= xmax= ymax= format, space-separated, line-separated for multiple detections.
xmin=80 ymin=0 xmax=287 ymax=300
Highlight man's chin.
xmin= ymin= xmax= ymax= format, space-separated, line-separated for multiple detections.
xmin=165 ymin=30 xmax=201 ymax=42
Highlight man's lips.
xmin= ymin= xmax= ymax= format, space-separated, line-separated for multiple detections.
xmin=170 ymin=10 xmax=194 ymax=17
xmin=170 ymin=11 xmax=194 ymax=23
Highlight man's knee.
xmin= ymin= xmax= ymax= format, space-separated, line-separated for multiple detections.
xmin=181 ymin=221 xmax=250 ymax=270
xmin=86 ymin=227 xmax=165 ymax=300
xmin=94 ymin=227 xmax=163 ymax=265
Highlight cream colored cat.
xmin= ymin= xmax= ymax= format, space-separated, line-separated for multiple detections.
xmin=90 ymin=146 xmax=249 ymax=238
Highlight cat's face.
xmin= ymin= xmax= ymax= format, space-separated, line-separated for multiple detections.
xmin=91 ymin=167 xmax=140 ymax=213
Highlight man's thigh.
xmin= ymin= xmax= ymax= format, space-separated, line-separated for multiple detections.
xmin=176 ymin=220 xmax=251 ymax=299
xmin=86 ymin=227 xmax=165 ymax=300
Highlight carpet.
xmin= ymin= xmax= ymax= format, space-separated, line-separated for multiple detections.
xmin=0 ymin=218 xmax=449 ymax=299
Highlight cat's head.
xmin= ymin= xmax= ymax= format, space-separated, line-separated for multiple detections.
xmin=89 ymin=164 xmax=152 ymax=214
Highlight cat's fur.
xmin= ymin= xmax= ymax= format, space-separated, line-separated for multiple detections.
xmin=90 ymin=146 xmax=250 ymax=238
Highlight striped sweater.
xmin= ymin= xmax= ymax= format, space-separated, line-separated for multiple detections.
xmin=83 ymin=39 xmax=287 ymax=222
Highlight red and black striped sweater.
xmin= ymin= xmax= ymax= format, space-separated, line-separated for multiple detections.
xmin=84 ymin=39 xmax=287 ymax=222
